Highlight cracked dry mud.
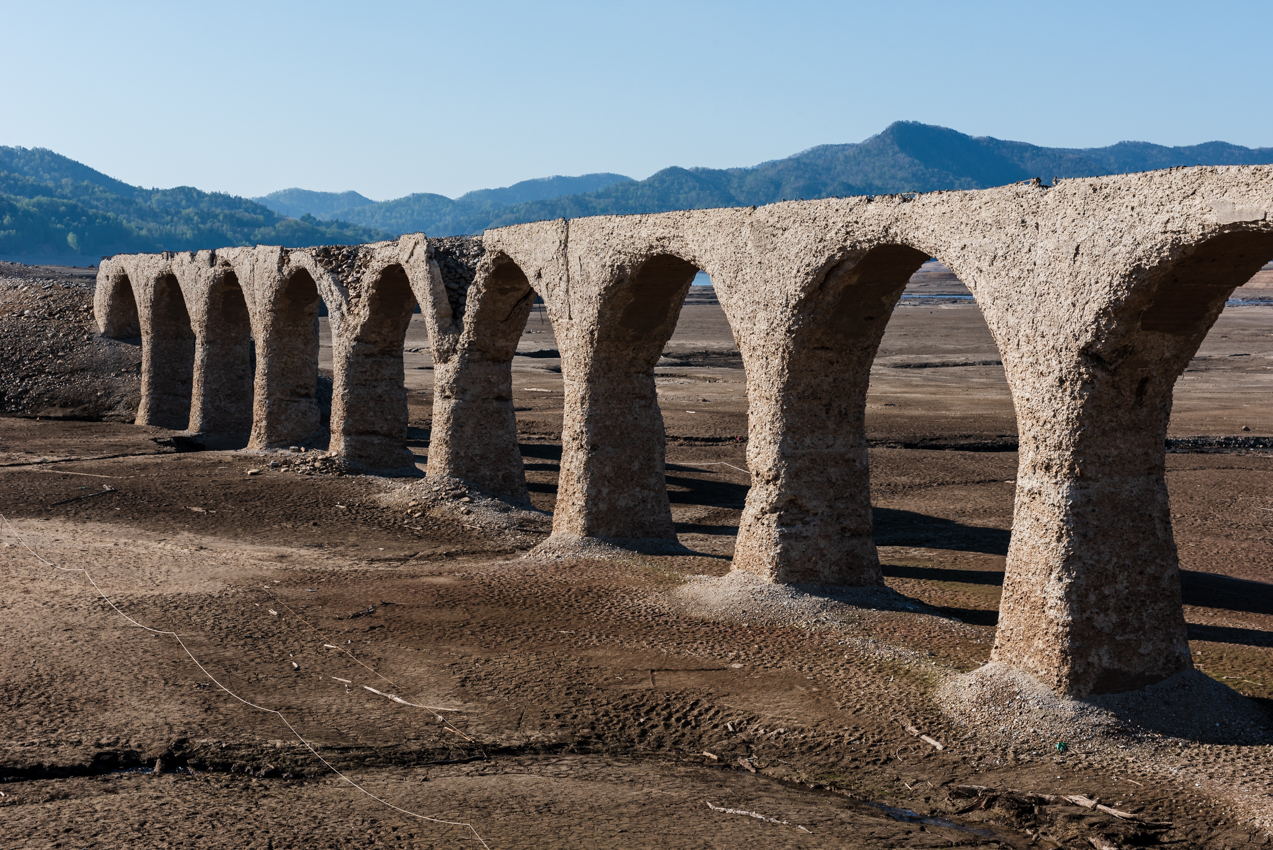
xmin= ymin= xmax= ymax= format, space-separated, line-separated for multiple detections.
xmin=2 ymin=268 xmax=1273 ymax=849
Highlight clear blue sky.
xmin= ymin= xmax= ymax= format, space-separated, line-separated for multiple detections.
xmin=5 ymin=0 xmax=1271 ymax=200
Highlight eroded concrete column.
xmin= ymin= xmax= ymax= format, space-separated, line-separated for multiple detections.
xmin=189 ymin=269 xmax=254 ymax=447
xmin=329 ymin=263 xmax=417 ymax=470
xmin=250 ymin=262 xmax=323 ymax=449
xmin=728 ymin=245 xmax=929 ymax=584
xmin=427 ymin=248 xmax=533 ymax=501
xmin=992 ymin=229 xmax=1273 ymax=696
xmin=551 ymin=255 xmax=700 ymax=543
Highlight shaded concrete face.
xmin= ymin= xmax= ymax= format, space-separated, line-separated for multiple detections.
xmin=251 ymin=268 xmax=321 ymax=449
xmin=189 ymin=271 xmax=254 ymax=447
xmin=98 ymin=166 xmax=1273 ymax=698
xmin=138 ymin=273 xmax=195 ymax=430
xmin=95 ymin=271 xmax=140 ymax=339
xmin=329 ymin=263 xmax=418 ymax=469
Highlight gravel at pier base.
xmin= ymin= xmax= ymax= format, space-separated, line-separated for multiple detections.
xmin=376 ymin=474 xmax=551 ymax=545
xmin=939 ymin=661 xmax=1273 ymax=831
xmin=674 ymin=568 xmax=936 ymax=628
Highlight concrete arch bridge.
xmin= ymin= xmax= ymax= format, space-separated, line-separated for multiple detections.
xmin=94 ymin=166 xmax=1273 ymax=700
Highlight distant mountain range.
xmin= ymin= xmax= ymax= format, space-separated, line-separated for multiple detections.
xmin=254 ymin=121 xmax=1273 ymax=236
xmin=254 ymin=173 xmax=632 ymax=238
xmin=3 ymin=121 xmax=1271 ymax=262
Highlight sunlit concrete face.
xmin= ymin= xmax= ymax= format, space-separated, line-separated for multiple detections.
xmin=97 ymin=166 xmax=1273 ymax=699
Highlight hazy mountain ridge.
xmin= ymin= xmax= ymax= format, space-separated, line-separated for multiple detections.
xmin=0 ymin=147 xmax=390 ymax=260
xmin=254 ymin=172 xmax=633 ymax=237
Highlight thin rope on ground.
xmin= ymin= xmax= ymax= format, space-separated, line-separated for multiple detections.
xmin=0 ymin=512 xmax=491 ymax=849
xmin=682 ymin=461 xmax=751 ymax=476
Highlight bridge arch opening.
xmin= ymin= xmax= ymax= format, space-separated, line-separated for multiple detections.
xmin=191 ymin=270 xmax=254 ymax=447
xmin=141 ymin=273 xmax=195 ymax=430
xmin=99 ymin=271 xmax=140 ymax=339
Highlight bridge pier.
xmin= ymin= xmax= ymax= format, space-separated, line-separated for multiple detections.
xmin=547 ymin=254 xmax=700 ymax=545
xmin=989 ymin=228 xmax=1273 ymax=696
xmin=426 ymin=250 xmax=532 ymax=501
xmin=729 ymin=244 xmax=929 ymax=584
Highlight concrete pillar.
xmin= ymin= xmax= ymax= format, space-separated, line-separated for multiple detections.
xmin=329 ymin=264 xmax=417 ymax=470
xmin=189 ymin=271 xmax=253 ymax=448
xmin=136 ymin=272 xmax=194 ymax=430
xmin=991 ymin=230 xmax=1273 ymax=696
xmin=427 ymin=257 xmax=533 ymax=501
xmin=249 ymin=267 xmax=322 ymax=449
xmin=551 ymin=255 xmax=699 ymax=543
xmin=730 ymin=245 xmax=929 ymax=584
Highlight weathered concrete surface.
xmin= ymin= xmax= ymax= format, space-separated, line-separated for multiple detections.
xmin=484 ymin=166 xmax=1273 ymax=696
xmin=98 ymin=165 xmax=1273 ymax=698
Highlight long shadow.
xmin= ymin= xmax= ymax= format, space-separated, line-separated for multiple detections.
xmin=674 ymin=522 xmax=739 ymax=537
xmin=873 ymin=506 xmax=1011 ymax=555
xmin=1181 ymin=571 xmax=1273 ymax=617
xmin=1187 ymin=624 xmax=1273 ymax=649
xmin=519 ymin=442 xmax=562 ymax=461
xmin=881 ymin=563 xmax=1004 ymax=586
xmin=665 ymin=474 xmax=749 ymax=510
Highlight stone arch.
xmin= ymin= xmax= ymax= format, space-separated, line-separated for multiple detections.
xmin=96 ymin=269 xmax=140 ymax=339
xmin=330 ymin=263 xmax=418 ymax=470
xmin=189 ymin=269 xmax=254 ymax=447
xmin=730 ymin=243 xmax=932 ymax=584
xmin=552 ymin=251 xmax=703 ymax=542
xmin=991 ymin=227 xmax=1273 ymax=696
xmin=137 ymin=272 xmax=195 ymax=430
xmin=427 ymin=253 xmax=538 ymax=500
xmin=250 ymin=267 xmax=323 ymax=449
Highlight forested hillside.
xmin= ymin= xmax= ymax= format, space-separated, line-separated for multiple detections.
xmin=0 ymin=147 xmax=389 ymax=261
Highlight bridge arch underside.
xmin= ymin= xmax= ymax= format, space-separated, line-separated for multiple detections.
xmin=138 ymin=273 xmax=195 ymax=430
xmin=190 ymin=271 xmax=254 ymax=448
xmin=98 ymin=272 xmax=140 ymax=339
xmin=331 ymin=263 xmax=419 ymax=470
xmin=251 ymin=267 xmax=323 ymax=450
xmin=552 ymin=253 xmax=703 ymax=544
xmin=990 ymin=229 xmax=1273 ymax=697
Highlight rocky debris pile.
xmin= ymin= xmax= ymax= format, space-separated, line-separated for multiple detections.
xmin=0 ymin=262 xmax=140 ymax=420
xmin=263 ymin=447 xmax=348 ymax=477
xmin=429 ymin=236 xmax=484 ymax=323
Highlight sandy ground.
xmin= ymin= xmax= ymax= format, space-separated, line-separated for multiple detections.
xmin=2 ymin=264 xmax=1273 ymax=848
